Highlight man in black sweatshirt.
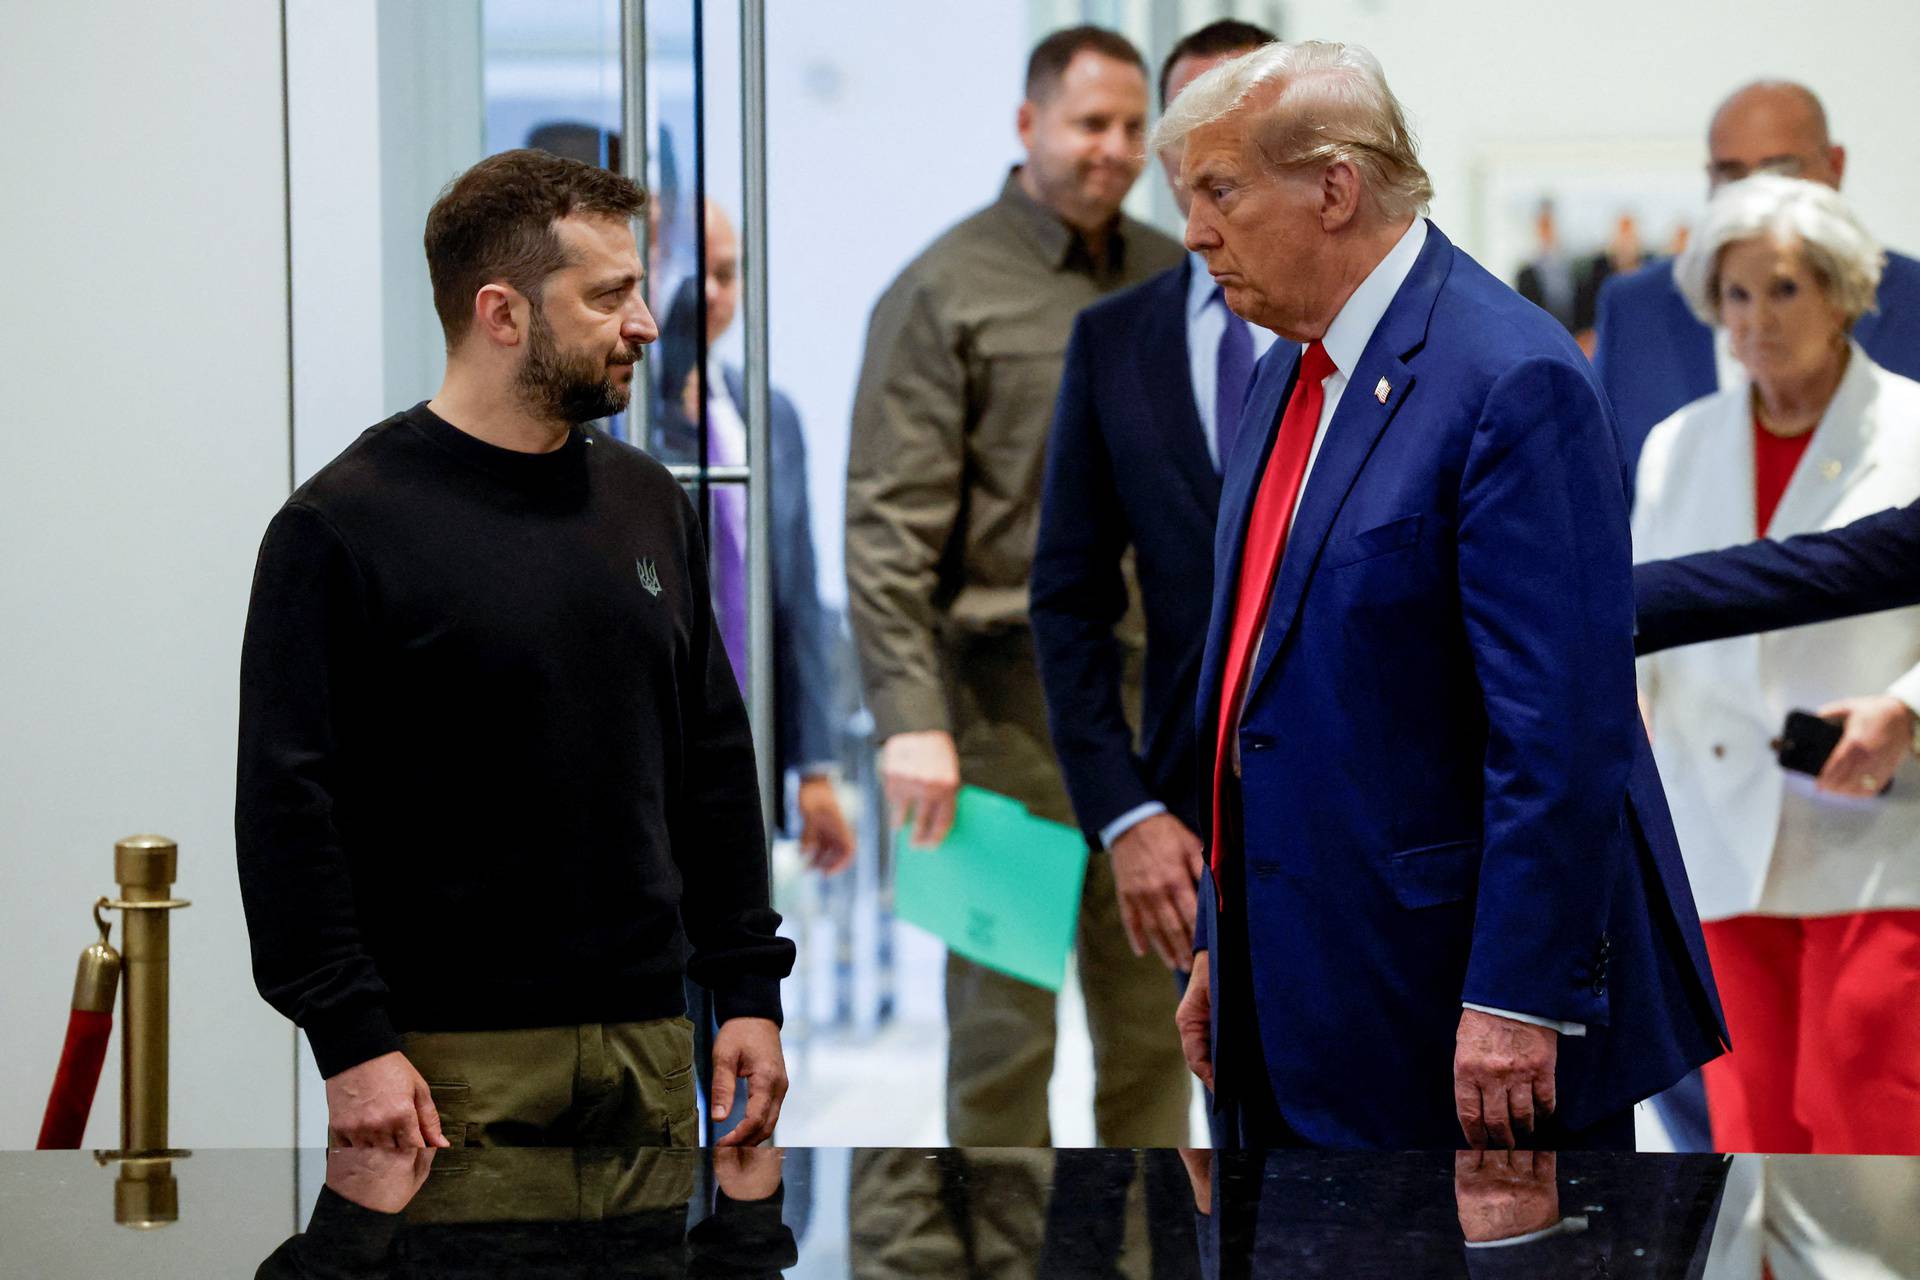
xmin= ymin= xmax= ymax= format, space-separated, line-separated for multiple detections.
xmin=236 ymin=149 xmax=793 ymax=1149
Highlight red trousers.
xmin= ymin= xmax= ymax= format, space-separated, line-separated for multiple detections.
xmin=1702 ymin=911 xmax=1920 ymax=1154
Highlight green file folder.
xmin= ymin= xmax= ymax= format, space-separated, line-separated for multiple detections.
xmin=892 ymin=786 xmax=1090 ymax=992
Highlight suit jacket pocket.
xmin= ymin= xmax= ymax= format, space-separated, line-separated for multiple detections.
xmin=1322 ymin=513 xmax=1423 ymax=570
xmin=1386 ymin=837 xmax=1479 ymax=909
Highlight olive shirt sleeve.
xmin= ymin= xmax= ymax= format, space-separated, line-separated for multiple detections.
xmin=844 ymin=273 xmax=968 ymax=741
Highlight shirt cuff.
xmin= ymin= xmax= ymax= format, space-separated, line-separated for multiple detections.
xmin=1885 ymin=671 xmax=1920 ymax=735
xmin=796 ymin=762 xmax=840 ymax=781
xmin=1099 ymin=801 xmax=1168 ymax=850
xmin=1464 ymin=1217 xmax=1589 ymax=1249
xmin=1462 ymin=1003 xmax=1587 ymax=1037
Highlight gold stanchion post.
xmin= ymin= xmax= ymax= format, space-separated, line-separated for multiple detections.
xmin=99 ymin=835 xmax=191 ymax=1228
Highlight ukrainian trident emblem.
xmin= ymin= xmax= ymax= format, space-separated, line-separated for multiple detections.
xmin=636 ymin=559 xmax=663 ymax=596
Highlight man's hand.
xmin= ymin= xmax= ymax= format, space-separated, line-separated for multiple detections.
xmin=1454 ymin=1009 xmax=1557 ymax=1150
xmin=1454 ymin=1149 xmax=1560 ymax=1243
xmin=712 ymin=1017 xmax=788 ymax=1148
xmin=1815 ymin=694 xmax=1914 ymax=796
xmin=1110 ymin=813 xmax=1204 ymax=971
xmin=324 ymin=1146 xmax=437 ymax=1214
xmin=797 ymin=775 xmax=856 ymax=875
xmin=1177 ymin=1148 xmax=1213 ymax=1215
xmin=881 ymin=730 xmax=960 ymax=848
xmin=324 ymin=1051 xmax=449 ymax=1150
xmin=1176 ymin=950 xmax=1214 ymax=1092
xmin=713 ymin=1145 xmax=786 ymax=1201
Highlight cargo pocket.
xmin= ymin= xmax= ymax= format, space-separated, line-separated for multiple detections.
xmin=424 ymin=1081 xmax=471 ymax=1148
xmin=650 ymin=1017 xmax=698 ymax=1146
xmin=1386 ymin=838 xmax=1479 ymax=909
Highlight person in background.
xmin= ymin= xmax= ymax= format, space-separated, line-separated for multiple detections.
xmin=236 ymin=150 xmax=792 ymax=1150
xmin=845 ymin=25 xmax=1188 ymax=1147
xmin=1031 ymin=17 xmax=1276 ymax=980
xmin=1514 ymin=199 xmax=1579 ymax=332
xmin=1596 ymin=79 xmax=1920 ymax=1149
xmin=1594 ymin=80 xmax=1920 ymax=474
xmin=654 ymin=200 xmax=855 ymax=876
xmin=1571 ymin=210 xmax=1648 ymax=353
xmin=1633 ymin=175 xmax=1920 ymax=1156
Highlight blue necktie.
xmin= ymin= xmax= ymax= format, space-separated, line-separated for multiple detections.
xmin=1214 ymin=292 xmax=1255 ymax=472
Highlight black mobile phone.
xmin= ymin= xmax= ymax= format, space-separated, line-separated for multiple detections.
xmin=1777 ymin=709 xmax=1843 ymax=777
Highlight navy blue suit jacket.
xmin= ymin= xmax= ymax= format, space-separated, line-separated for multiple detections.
xmin=1636 ymin=493 xmax=1920 ymax=654
xmin=1593 ymin=250 xmax=1920 ymax=471
xmin=652 ymin=370 xmax=837 ymax=795
xmin=1032 ymin=260 xmax=1223 ymax=843
xmin=1194 ymin=224 xmax=1726 ymax=1149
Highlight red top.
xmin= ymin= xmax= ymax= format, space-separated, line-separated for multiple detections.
xmin=1753 ymin=410 xmax=1816 ymax=536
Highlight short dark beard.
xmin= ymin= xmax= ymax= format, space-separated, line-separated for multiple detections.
xmin=516 ymin=301 xmax=636 ymax=425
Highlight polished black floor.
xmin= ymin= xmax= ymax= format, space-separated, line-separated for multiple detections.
xmin=5 ymin=1146 xmax=1917 ymax=1276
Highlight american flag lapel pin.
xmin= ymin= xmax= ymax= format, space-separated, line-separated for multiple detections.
xmin=1374 ymin=376 xmax=1391 ymax=404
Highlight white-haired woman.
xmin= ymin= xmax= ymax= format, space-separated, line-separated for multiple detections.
xmin=1635 ymin=174 xmax=1920 ymax=1155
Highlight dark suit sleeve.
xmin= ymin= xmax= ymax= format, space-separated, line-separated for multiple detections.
xmin=1030 ymin=315 xmax=1159 ymax=841
xmin=770 ymin=390 xmax=837 ymax=775
xmin=1456 ymin=356 xmax=1635 ymax=1026
xmin=1636 ymin=498 xmax=1920 ymax=653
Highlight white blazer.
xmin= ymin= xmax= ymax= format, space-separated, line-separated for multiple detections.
xmin=1635 ymin=345 xmax=1920 ymax=920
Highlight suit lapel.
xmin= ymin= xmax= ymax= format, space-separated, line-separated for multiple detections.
xmin=1131 ymin=262 xmax=1221 ymax=513
xmin=1243 ymin=229 xmax=1453 ymax=708
xmin=1768 ymin=343 xmax=1880 ymax=535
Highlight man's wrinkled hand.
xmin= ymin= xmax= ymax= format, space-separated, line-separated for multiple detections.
xmin=712 ymin=1017 xmax=788 ymax=1148
xmin=325 ymin=1051 xmax=449 ymax=1150
xmin=1176 ymin=950 xmax=1214 ymax=1092
xmin=1454 ymin=1009 xmax=1557 ymax=1150
xmin=1814 ymin=694 xmax=1913 ymax=796
xmin=325 ymin=1146 xmax=437 ymax=1214
xmin=714 ymin=1145 xmax=786 ymax=1201
xmin=881 ymin=730 xmax=961 ymax=848
xmin=1455 ymin=1149 xmax=1560 ymax=1243
xmin=797 ymin=774 xmax=856 ymax=875
xmin=1110 ymin=813 xmax=1204 ymax=971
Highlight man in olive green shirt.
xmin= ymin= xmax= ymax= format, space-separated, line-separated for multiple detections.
xmin=845 ymin=25 xmax=1189 ymax=1146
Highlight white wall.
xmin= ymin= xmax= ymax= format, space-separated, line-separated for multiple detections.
xmin=1285 ymin=0 xmax=1920 ymax=264
xmin=0 ymin=1 xmax=296 ymax=1146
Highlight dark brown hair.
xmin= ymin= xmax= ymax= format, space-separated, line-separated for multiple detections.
xmin=1157 ymin=19 xmax=1276 ymax=107
xmin=1025 ymin=25 xmax=1146 ymax=103
xmin=423 ymin=148 xmax=645 ymax=345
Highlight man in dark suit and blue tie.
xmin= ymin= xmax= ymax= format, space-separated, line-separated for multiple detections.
xmin=1032 ymin=18 xmax=1277 ymax=974
xmin=1594 ymin=80 xmax=1920 ymax=473
xmin=1156 ymin=40 xmax=1727 ymax=1151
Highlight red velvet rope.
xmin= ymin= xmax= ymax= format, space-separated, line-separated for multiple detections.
xmin=36 ymin=1009 xmax=113 ymax=1149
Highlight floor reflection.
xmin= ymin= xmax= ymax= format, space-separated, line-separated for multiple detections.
xmin=8 ymin=1147 xmax=1917 ymax=1277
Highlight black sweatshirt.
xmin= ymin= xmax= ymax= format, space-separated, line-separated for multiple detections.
xmin=236 ymin=403 xmax=792 ymax=1078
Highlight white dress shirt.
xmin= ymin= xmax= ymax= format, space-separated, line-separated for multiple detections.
xmin=1186 ymin=251 xmax=1279 ymax=469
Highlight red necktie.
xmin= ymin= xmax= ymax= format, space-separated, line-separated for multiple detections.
xmin=1210 ymin=340 xmax=1336 ymax=887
